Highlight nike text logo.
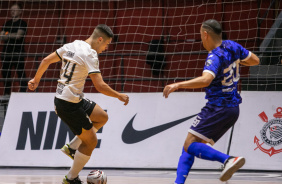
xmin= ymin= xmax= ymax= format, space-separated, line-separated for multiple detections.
xmin=122 ymin=114 xmax=197 ymax=144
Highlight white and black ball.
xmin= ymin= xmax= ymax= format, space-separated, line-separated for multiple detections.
xmin=87 ymin=170 xmax=107 ymax=184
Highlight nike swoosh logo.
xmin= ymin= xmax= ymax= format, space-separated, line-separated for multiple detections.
xmin=122 ymin=114 xmax=197 ymax=144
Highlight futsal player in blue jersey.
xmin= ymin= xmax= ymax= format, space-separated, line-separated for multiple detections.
xmin=163 ymin=19 xmax=259 ymax=184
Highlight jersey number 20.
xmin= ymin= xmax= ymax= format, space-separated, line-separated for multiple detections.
xmin=222 ymin=59 xmax=240 ymax=87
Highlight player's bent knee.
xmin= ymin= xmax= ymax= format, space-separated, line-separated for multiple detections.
xmin=79 ymin=128 xmax=98 ymax=149
xmin=184 ymin=140 xmax=196 ymax=152
xmin=90 ymin=109 xmax=108 ymax=125
xmin=83 ymin=136 xmax=98 ymax=150
xmin=184 ymin=143 xmax=190 ymax=153
xmin=102 ymin=112 xmax=108 ymax=124
xmin=89 ymin=139 xmax=98 ymax=150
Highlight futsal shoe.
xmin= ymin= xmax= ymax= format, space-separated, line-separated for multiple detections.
xmin=219 ymin=156 xmax=245 ymax=182
xmin=62 ymin=175 xmax=83 ymax=184
xmin=61 ymin=144 xmax=76 ymax=160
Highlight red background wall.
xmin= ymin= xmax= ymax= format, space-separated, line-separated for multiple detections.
xmin=0 ymin=0 xmax=280 ymax=93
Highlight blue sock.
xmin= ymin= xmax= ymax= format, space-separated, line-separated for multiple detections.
xmin=187 ymin=142 xmax=229 ymax=164
xmin=175 ymin=147 xmax=195 ymax=184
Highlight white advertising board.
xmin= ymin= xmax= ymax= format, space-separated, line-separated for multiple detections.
xmin=2 ymin=91 xmax=281 ymax=171
xmin=0 ymin=92 xmax=230 ymax=169
xmin=230 ymin=91 xmax=282 ymax=170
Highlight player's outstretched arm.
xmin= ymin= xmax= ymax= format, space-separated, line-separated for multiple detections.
xmin=89 ymin=73 xmax=129 ymax=105
xmin=28 ymin=52 xmax=60 ymax=91
xmin=240 ymin=52 xmax=260 ymax=66
xmin=163 ymin=72 xmax=214 ymax=98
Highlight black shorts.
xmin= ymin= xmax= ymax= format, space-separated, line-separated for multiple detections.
xmin=54 ymin=97 xmax=96 ymax=135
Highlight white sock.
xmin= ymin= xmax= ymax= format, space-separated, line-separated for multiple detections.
xmin=69 ymin=136 xmax=82 ymax=150
xmin=67 ymin=150 xmax=90 ymax=180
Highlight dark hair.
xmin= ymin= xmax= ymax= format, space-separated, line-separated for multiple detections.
xmin=202 ymin=19 xmax=222 ymax=35
xmin=12 ymin=2 xmax=23 ymax=10
xmin=95 ymin=24 xmax=114 ymax=38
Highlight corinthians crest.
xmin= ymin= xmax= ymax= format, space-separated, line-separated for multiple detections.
xmin=254 ymin=107 xmax=282 ymax=156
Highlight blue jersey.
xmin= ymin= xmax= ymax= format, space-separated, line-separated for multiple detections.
xmin=203 ymin=40 xmax=251 ymax=107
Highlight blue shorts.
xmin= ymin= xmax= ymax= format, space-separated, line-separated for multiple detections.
xmin=189 ymin=103 xmax=239 ymax=145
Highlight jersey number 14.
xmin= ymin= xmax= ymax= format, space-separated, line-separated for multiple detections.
xmin=62 ymin=59 xmax=76 ymax=84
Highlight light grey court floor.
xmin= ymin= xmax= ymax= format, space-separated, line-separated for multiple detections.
xmin=0 ymin=168 xmax=281 ymax=184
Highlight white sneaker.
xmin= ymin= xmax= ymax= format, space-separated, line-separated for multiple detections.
xmin=219 ymin=156 xmax=245 ymax=182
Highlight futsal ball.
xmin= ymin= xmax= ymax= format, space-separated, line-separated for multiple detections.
xmin=87 ymin=170 xmax=107 ymax=184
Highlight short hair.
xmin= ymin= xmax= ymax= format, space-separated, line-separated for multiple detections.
xmin=11 ymin=3 xmax=23 ymax=10
xmin=202 ymin=19 xmax=222 ymax=35
xmin=93 ymin=24 xmax=114 ymax=39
